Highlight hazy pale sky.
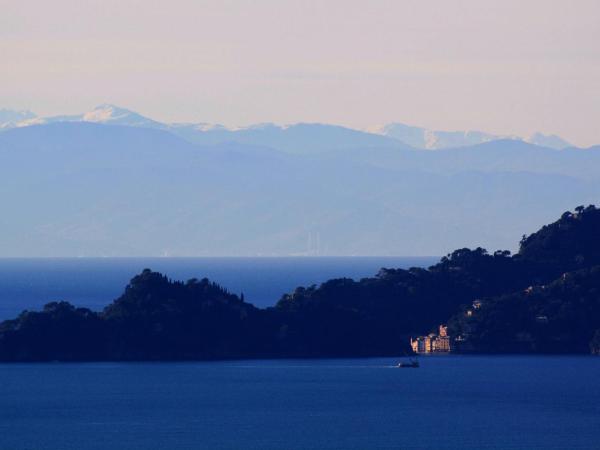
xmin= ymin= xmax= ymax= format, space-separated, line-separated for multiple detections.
xmin=1 ymin=0 xmax=599 ymax=145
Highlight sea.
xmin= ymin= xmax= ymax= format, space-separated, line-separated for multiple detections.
xmin=2 ymin=258 xmax=599 ymax=449
xmin=1 ymin=356 xmax=599 ymax=449
xmin=0 ymin=256 xmax=437 ymax=319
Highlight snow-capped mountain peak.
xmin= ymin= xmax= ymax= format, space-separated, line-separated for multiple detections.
xmin=80 ymin=104 xmax=164 ymax=129
xmin=82 ymin=104 xmax=131 ymax=123
xmin=526 ymin=132 xmax=572 ymax=150
xmin=370 ymin=122 xmax=569 ymax=150
xmin=0 ymin=105 xmax=577 ymax=151
xmin=0 ymin=109 xmax=37 ymax=129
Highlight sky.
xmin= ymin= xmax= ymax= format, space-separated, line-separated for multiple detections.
xmin=1 ymin=0 xmax=599 ymax=146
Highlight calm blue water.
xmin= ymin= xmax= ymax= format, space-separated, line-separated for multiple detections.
xmin=1 ymin=356 xmax=599 ymax=449
xmin=0 ymin=257 xmax=436 ymax=319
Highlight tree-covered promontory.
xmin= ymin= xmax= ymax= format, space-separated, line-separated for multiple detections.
xmin=449 ymin=266 xmax=600 ymax=353
xmin=448 ymin=205 xmax=600 ymax=353
xmin=101 ymin=270 xmax=272 ymax=360
xmin=1 ymin=205 xmax=600 ymax=361
xmin=0 ymin=271 xmax=275 ymax=361
xmin=518 ymin=205 xmax=600 ymax=275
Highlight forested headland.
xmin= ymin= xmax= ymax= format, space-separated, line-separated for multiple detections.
xmin=1 ymin=205 xmax=600 ymax=361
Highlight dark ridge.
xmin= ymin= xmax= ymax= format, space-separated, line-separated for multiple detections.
xmin=1 ymin=205 xmax=600 ymax=361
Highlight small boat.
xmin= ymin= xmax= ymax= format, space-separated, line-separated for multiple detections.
xmin=397 ymin=357 xmax=419 ymax=368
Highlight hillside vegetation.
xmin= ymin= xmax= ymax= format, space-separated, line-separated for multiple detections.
xmin=1 ymin=206 xmax=600 ymax=360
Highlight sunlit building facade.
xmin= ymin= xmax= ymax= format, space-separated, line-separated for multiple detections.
xmin=410 ymin=325 xmax=451 ymax=354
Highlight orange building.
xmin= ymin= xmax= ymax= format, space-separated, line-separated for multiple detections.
xmin=410 ymin=325 xmax=451 ymax=354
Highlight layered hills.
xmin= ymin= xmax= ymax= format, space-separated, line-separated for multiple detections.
xmin=0 ymin=110 xmax=599 ymax=256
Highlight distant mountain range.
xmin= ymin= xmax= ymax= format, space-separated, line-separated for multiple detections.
xmin=0 ymin=108 xmax=37 ymax=128
xmin=0 ymin=112 xmax=598 ymax=257
xmin=368 ymin=122 xmax=573 ymax=150
xmin=0 ymin=104 xmax=576 ymax=151
xmin=1 ymin=104 xmax=165 ymax=130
